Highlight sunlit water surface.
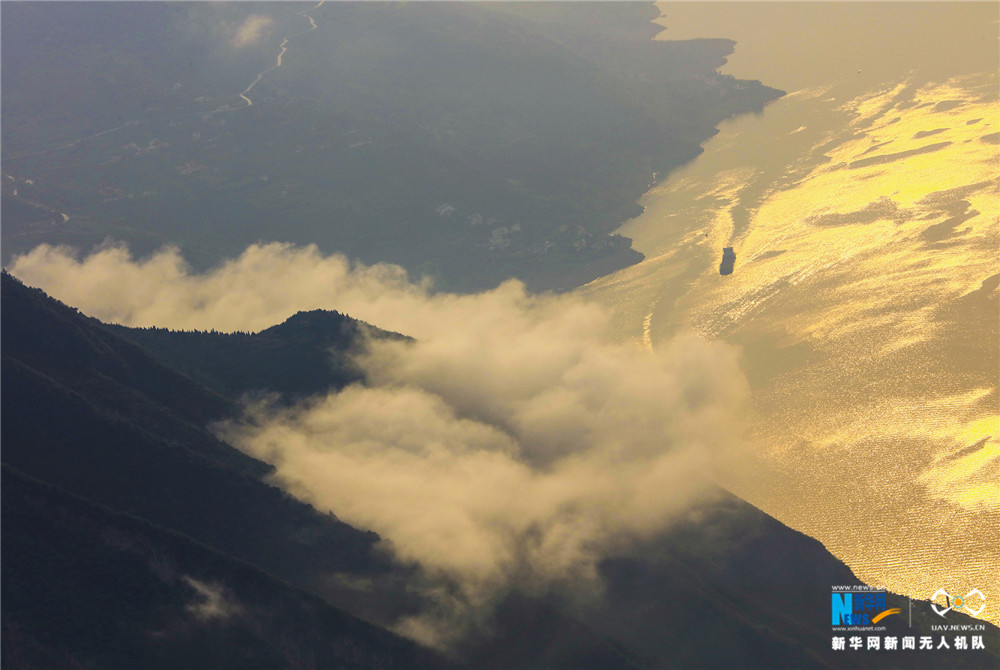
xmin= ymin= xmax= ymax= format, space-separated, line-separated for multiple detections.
xmin=582 ymin=2 xmax=999 ymax=624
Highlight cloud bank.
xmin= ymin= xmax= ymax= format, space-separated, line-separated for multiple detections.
xmin=10 ymin=242 xmax=747 ymax=646
xmin=9 ymin=243 xmax=424 ymax=334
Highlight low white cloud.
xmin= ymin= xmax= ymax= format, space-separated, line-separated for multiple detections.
xmin=182 ymin=576 xmax=243 ymax=621
xmin=9 ymin=242 xmax=423 ymax=333
xmin=10 ymin=242 xmax=747 ymax=647
xmin=231 ymin=14 xmax=274 ymax=48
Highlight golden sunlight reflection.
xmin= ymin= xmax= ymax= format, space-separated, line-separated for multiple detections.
xmin=583 ymin=44 xmax=998 ymax=624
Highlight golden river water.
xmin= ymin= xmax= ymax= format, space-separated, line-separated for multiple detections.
xmin=582 ymin=2 xmax=999 ymax=624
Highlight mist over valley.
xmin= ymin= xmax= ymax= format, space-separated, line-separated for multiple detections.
xmin=2 ymin=2 xmax=998 ymax=668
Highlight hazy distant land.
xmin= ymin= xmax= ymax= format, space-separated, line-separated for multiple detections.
xmin=1 ymin=2 xmax=781 ymax=292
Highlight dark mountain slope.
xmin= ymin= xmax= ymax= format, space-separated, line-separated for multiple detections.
xmin=1 ymin=272 xmax=389 ymax=602
xmin=0 ymin=272 xmax=638 ymax=667
xmin=580 ymin=493 xmax=999 ymax=670
xmin=457 ymin=489 xmax=998 ymax=670
xmin=1 ymin=271 xmax=249 ymax=467
xmin=103 ymin=309 xmax=406 ymax=402
xmin=1 ymin=465 xmax=455 ymax=670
